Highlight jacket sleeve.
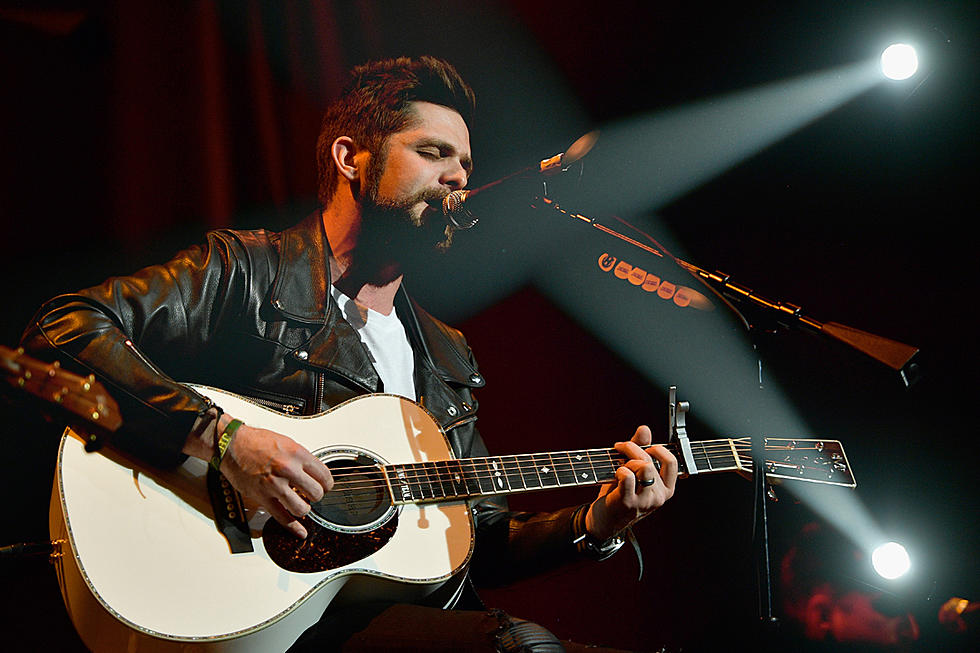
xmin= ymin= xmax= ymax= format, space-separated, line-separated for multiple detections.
xmin=446 ymin=366 xmax=592 ymax=587
xmin=19 ymin=230 xmax=251 ymax=466
xmin=470 ymin=490 xmax=586 ymax=588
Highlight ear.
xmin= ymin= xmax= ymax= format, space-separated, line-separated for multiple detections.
xmin=804 ymin=591 xmax=835 ymax=640
xmin=331 ymin=136 xmax=360 ymax=182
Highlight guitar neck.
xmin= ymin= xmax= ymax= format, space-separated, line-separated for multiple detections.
xmin=384 ymin=438 xmax=748 ymax=504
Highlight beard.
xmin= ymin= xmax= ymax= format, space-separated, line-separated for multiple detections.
xmin=360 ymin=152 xmax=457 ymax=254
xmin=363 ymin=187 xmax=456 ymax=253
xmin=337 ymin=153 xmax=459 ymax=287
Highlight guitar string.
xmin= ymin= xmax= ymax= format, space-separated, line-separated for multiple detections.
xmin=304 ymin=447 xmax=846 ymax=511
xmin=318 ymin=443 xmax=820 ymax=492
xmin=319 ymin=445 xmax=791 ymax=494
xmin=321 ymin=446 xmax=837 ymax=494
xmin=309 ymin=451 xmax=849 ymax=513
xmin=318 ymin=440 xmax=764 ymax=480
xmin=325 ymin=449 xmax=748 ymax=492
xmin=297 ymin=440 xmax=829 ymax=489
xmin=323 ymin=450 xmax=622 ymax=482
xmin=321 ymin=452 xmax=628 ymax=496
xmin=304 ymin=445 xmax=845 ymax=512
xmin=311 ymin=449 xmax=629 ymax=509
xmin=316 ymin=440 xmax=814 ymax=492
xmin=312 ymin=438 xmax=827 ymax=483
xmin=307 ymin=462 xmax=776 ymax=512
xmin=322 ymin=445 xmax=676 ymax=486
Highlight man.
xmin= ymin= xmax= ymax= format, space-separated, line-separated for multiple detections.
xmin=23 ymin=56 xmax=677 ymax=651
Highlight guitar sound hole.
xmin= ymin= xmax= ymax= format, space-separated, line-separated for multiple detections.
xmin=308 ymin=454 xmax=394 ymax=532
xmin=262 ymin=451 xmax=398 ymax=574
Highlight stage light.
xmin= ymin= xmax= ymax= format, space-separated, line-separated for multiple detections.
xmin=872 ymin=541 xmax=912 ymax=580
xmin=880 ymin=43 xmax=918 ymax=80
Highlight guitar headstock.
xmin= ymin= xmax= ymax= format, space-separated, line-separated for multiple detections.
xmin=760 ymin=438 xmax=856 ymax=488
xmin=1 ymin=345 xmax=121 ymax=432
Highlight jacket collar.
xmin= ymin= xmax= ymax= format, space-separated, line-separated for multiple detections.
xmin=269 ymin=211 xmax=330 ymax=323
xmin=269 ymin=211 xmax=482 ymax=389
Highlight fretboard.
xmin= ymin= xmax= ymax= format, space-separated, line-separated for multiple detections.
xmin=384 ymin=439 xmax=747 ymax=505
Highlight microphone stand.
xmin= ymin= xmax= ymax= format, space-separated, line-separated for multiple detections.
xmin=532 ymin=191 xmax=921 ymax=641
xmin=534 ymin=194 xmax=921 ymax=385
xmin=750 ymin=325 xmax=779 ymax=639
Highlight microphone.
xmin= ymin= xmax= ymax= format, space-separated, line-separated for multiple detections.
xmin=441 ymin=131 xmax=598 ymax=229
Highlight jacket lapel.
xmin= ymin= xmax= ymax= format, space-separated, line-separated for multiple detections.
xmin=268 ymin=213 xmax=379 ymax=391
xmin=267 ymin=212 xmax=485 ymax=396
xmin=396 ymin=289 xmax=483 ymax=389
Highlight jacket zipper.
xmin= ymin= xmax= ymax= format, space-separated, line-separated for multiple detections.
xmin=315 ymin=371 xmax=325 ymax=415
xmin=247 ymin=396 xmax=302 ymax=415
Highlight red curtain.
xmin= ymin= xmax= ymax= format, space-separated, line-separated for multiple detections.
xmin=106 ymin=1 xmax=349 ymax=241
xmin=1 ymin=1 xmax=360 ymax=250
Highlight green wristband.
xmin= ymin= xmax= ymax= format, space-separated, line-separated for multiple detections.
xmin=210 ymin=418 xmax=243 ymax=471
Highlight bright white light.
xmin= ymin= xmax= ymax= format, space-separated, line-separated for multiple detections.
xmin=872 ymin=541 xmax=912 ymax=579
xmin=880 ymin=43 xmax=918 ymax=80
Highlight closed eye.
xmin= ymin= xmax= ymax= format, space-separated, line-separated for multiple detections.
xmin=415 ymin=142 xmax=473 ymax=176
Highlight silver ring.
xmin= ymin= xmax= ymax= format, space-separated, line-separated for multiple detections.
xmin=638 ymin=478 xmax=656 ymax=487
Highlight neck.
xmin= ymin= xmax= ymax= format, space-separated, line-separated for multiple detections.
xmin=322 ymin=206 xmax=403 ymax=316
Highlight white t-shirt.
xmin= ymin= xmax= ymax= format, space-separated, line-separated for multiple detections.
xmin=330 ymin=286 xmax=416 ymax=400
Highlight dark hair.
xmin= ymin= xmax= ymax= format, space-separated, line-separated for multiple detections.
xmin=315 ymin=56 xmax=476 ymax=206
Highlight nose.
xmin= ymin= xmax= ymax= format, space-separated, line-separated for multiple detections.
xmin=441 ymin=159 xmax=468 ymax=190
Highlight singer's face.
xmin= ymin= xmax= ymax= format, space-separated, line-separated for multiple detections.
xmin=360 ymin=102 xmax=472 ymax=252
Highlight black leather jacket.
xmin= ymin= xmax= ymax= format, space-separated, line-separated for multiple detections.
xmin=22 ymin=212 xmax=586 ymax=588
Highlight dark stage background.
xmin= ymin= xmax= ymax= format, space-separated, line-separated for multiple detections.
xmin=1 ymin=1 xmax=977 ymax=651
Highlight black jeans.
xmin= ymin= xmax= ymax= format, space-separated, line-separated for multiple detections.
xmin=288 ymin=603 xmax=638 ymax=652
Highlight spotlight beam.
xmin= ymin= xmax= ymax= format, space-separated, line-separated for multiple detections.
xmin=578 ymin=58 xmax=882 ymax=217
xmin=528 ymin=57 xmax=901 ymax=570
xmin=532 ymin=59 xmax=888 ymax=447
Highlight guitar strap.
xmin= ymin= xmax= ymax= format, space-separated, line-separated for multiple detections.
xmin=627 ymin=528 xmax=644 ymax=581
xmin=206 ymin=467 xmax=254 ymax=554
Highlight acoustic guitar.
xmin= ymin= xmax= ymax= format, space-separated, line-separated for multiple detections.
xmin=3 ymin=355 xmax=857 ymax=652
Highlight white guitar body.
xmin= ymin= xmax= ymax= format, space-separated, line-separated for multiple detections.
xmin=50 ymin=387 xmax=474 ymax=652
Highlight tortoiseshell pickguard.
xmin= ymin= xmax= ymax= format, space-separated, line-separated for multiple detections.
xmin=262 ymin=513 xmax=398 ymax=573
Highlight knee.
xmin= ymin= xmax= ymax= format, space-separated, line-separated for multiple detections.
xmin=493 ymin=611 xmax=565 ymax=653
